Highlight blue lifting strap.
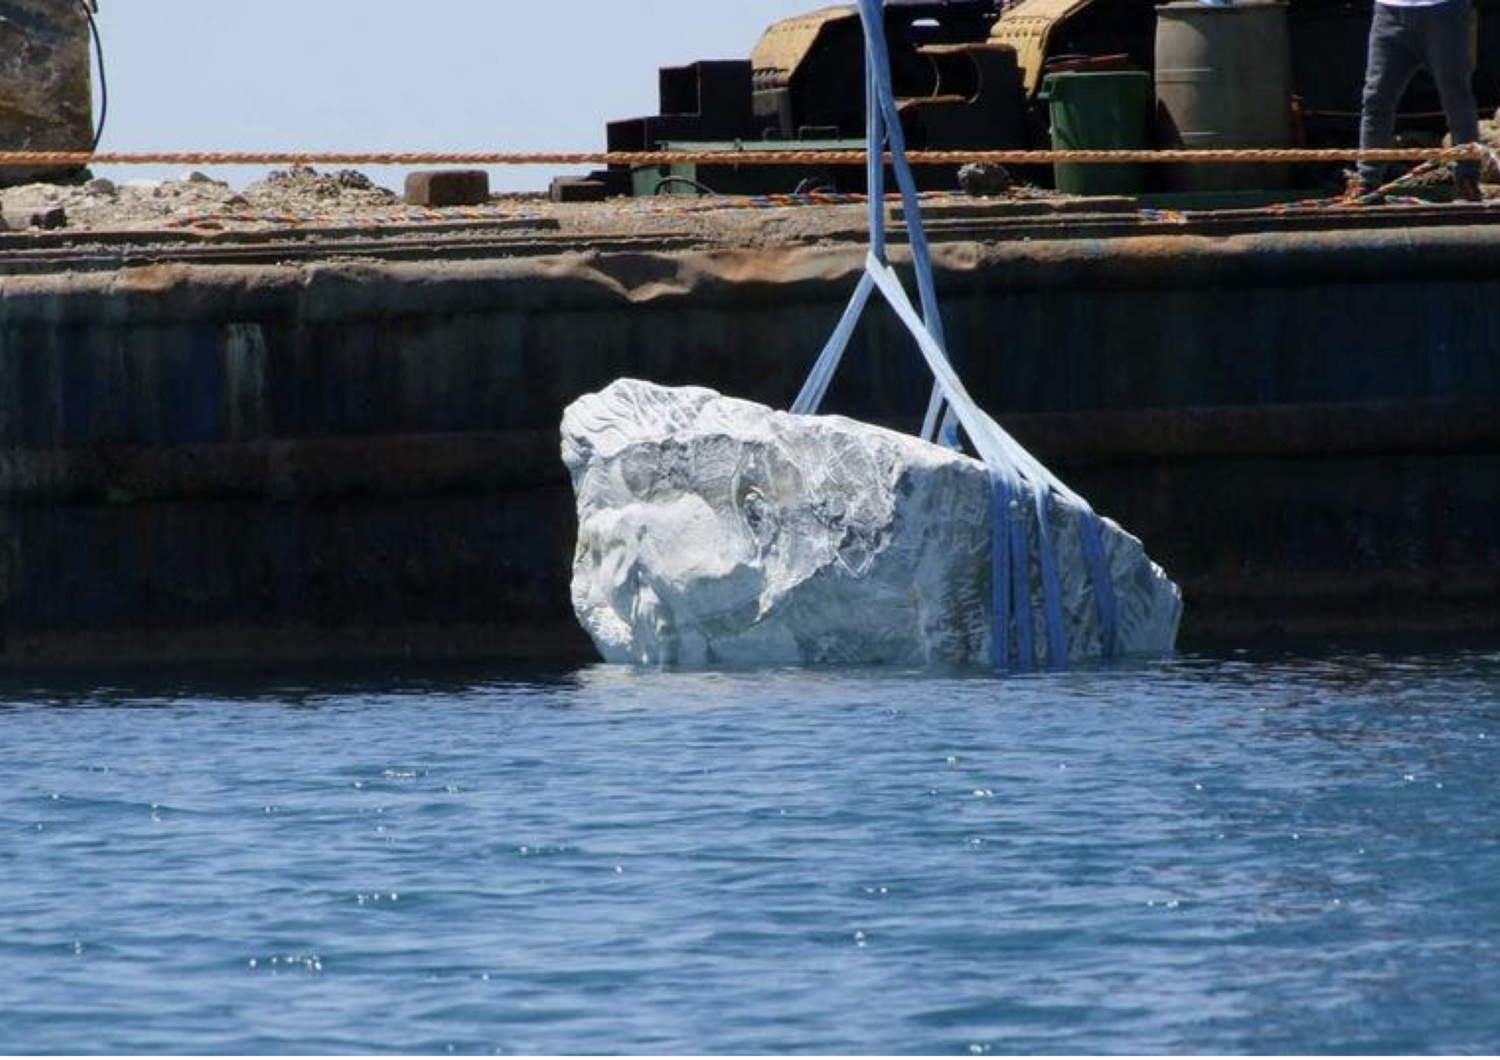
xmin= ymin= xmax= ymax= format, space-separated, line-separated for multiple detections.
xmin=793 ymin=0 xmax=1120 ymax=668
xmin=989 ymin=474 xmax=1014 ymax=670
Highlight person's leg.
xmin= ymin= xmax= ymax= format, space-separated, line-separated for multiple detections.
xmin=1418 ymin=0 xmax=1481 ymax=184
xmin=1359 ymin=5 xmax=1425 ymax=190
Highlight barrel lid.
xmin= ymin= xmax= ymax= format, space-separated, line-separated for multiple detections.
xmin=1038 ymin=68 xmax=1151 ymax=99
xmin=1040 ymin=69 xmax=1151 ymax=82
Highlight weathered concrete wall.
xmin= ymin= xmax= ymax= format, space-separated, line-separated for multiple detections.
xmin=0 ymin=0 xmax=93 ymax=186
xmin=0 ymin=228 xmax=1497 ymax=665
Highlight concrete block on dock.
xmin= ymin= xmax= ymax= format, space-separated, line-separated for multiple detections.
xmin=549 ymin=176 xmax=610 ymax=204
xmin=404 ymin=170 xmax=491 ymax=208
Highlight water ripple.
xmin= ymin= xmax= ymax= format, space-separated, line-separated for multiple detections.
xmin=0 ymin=650 xmax=1497 ymax=1052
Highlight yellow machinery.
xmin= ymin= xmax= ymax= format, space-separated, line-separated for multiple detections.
xmin=989 ymin=0 xmax=1105 ymax=95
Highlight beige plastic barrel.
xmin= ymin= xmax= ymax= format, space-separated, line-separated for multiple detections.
xmin=1155 ymin=0 xmax=1294 ymax=192
xmin=0 ymin=0 xmax=94 ymax=186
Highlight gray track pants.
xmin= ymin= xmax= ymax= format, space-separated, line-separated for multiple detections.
xmin=1359 ymin=0 xmax=1480 ymax=186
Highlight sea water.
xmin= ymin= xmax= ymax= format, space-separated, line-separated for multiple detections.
xmin=1 ymin=650 xmax=1497 ymax=1054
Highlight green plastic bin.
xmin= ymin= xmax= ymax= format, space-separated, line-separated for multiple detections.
xmin=1039 ymin=71 xmax=1152 ymax=196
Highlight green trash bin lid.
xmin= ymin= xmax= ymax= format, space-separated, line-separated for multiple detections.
xmin=1038 ymin=70 xmax=1152 ymax=103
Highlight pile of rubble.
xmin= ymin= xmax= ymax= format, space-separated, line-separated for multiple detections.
xmin=1430 ymin=105 xmax=1500 ymax=183
xmin=0 ymin=165 xmax=400 ymax=233
xmin=1479 ymin=107 xmax=1500 ymax=183
xmin=249 ymin=166 xmax=399 ymax=209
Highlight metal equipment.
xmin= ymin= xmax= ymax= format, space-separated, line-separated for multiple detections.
xmin=576 ymin=0 xmax=1500 ymax=199
xmin=597 ymin=0 xmax=1023 ymax=196
xmin=0 ymin=0 xmax=97 ymax=186
xmin=998 ymin=0 xmax=1500 ymax=147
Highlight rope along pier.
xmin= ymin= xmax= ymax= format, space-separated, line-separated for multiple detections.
xmin=0 ymin=146 xmax=1488 ymax=169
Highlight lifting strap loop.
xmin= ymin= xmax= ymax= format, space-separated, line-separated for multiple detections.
xmin=792 ymin=0 xmax=1123 ymax=669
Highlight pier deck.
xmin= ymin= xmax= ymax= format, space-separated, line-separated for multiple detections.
xmin=2 ymin=192 xmax=1497 ymax=665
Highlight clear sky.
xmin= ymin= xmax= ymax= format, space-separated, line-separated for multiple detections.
xmin=91 ymin=0 xmax=825 ymax=192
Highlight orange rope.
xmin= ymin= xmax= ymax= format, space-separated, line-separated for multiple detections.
xmin=0 ymin=146 xmax=1485 ymax=168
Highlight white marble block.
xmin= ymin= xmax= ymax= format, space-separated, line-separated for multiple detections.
xmin=563 ymin=379 xmax=1182 ymax=667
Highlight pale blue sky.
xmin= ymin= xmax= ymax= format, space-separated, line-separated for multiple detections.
xmin=93 ymin=0 xmax=823 ymax=191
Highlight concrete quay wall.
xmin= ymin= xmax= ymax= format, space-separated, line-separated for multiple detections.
xmin=1 ymin=226 xmax=1497 ymax=665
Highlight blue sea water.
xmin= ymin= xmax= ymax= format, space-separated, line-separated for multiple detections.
xmin=1 ymin=651 xmax=1498 ymax=1055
